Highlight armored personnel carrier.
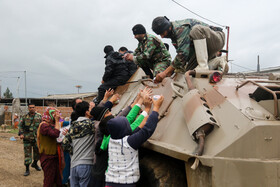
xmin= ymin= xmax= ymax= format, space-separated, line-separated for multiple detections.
xmin=111 ymin=68 xmax=280 ymax=187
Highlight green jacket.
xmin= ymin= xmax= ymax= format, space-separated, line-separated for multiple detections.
xmin=100 ymin=104 xmax=145 ymax=150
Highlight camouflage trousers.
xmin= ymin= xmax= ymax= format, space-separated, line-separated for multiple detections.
xmin=190 ymin=25 xmax=225 ymax=60
xmin=23 ymin=140 xmax=40 ymax=165
xmin=139 ymin=60 xmax=170 ymax=78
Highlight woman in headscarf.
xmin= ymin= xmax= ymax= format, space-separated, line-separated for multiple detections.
xmin=37 ymin=107 xmax=63 ymax=187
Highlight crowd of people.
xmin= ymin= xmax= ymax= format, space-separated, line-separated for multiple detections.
xmin=17 ymin=16 xmax=226 ymax=187
xmin=19 ymin=88 xmax=163 ymax=187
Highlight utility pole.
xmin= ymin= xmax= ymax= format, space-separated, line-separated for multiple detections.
xmin=24 ymin=71 xmax=27 ymax=106
xmin=75 ymin=85 xmax=82 ymax=94
xmin=17 ymin=77 xmax=20 ymax=98
xmin=257 ymin=55 xmax=260 ymax=73
xmin=0 ymin=80 xmax=1 ymax=99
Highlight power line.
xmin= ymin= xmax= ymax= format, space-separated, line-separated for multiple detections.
xmin=29 ymin=71 xmax=95 ymax=84
xmin=171 ymin=0 xmax=227 ymax=27
xmin=230 ymin=62 xmax=255 ymax=72
xmin=0 ymin=71 xmax=25 ymax=73
xmin=0 ymin=76 xmax=20 ymax=78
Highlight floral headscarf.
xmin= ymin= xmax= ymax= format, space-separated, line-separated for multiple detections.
xmin=42 ymin=107 xmax=60 ymax=124
xmin=37 ymin=107 xmax=65 ymax=175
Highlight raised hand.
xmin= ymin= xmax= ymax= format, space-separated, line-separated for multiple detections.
xmin=89 ymin=101 xmax=95 ymax=111
xmin=109 ymin=93 xmax=120 ymax=104
xmin=54 ymin=111 xmax=60 ymax=122
xmin=143 ymin=95 xmax=152 ymax=111
xmin=152 ymin=95 xmax=164 ymax=112
xmin=140 ymin=87 xmax=152 ymax=99
xmin=103 ymin=88 xmax=114 ymax=101
xmin=62 ymin=128 xmax=69 ymax=136
xmin=131 ymin=92 xmax=142 ymax=107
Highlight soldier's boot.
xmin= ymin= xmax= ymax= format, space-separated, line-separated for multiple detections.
xmin=24 ymin=164 xmax=30 ymax=176
xmin=31 ymin=160 xmax=41 ymax=171
xmin=194 ymin=38 xmax=209 ymax=71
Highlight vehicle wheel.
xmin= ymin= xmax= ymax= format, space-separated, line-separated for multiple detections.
xmin=138 ymin=151 xmax=187 ymax=187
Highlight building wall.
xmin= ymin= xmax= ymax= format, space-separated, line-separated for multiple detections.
xmin=0 ymin=105 xmax=73 ymax=126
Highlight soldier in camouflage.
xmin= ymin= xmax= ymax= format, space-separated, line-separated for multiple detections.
xmin=18 ymin=103 xmax=42 ymax=176
xmin=124 ymin=24 xmax=171 ymax=79
xmin=152 ymin=16 xmax=225 ymax=82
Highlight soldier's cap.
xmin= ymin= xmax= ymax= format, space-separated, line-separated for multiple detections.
xmin=104 ymin=45 xmax=114 ymax=55
xmin=132 ymin=24 xmax=146 ymax=35
xmin=152 ymin=16 xmax=171 ymax=35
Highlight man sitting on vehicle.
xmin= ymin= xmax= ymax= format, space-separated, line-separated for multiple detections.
xmin=93 ymin=45 xmax=131 ymax=105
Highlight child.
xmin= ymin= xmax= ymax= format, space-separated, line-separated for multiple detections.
xmin=91 ymin=88 xmax=152 ymax=187
xmin=105 ymin=95 xmax=164 ymax=187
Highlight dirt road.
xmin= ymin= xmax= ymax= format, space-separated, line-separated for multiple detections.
xmin=0 ymin=132 xmax=43 ymax=187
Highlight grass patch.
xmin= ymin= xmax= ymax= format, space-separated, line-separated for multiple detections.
xmin=8 ymin=129 xmax=19 ymax=134
xmin=5 ymin=126 xmax=19 ymax=134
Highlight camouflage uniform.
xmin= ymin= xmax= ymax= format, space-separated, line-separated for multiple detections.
xmin=62 ymin=118 xmax=95 ymax=155
xmin=18 ymin=112 xmax=42 ymax=165
xmin=170 ymin=19 xmax=225 ymax=71
xmin=134 ymin=33 xmax=171 ymax=77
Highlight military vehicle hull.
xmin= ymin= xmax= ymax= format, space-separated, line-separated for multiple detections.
xmin=112 ymin=69 xmax=280 ymax=187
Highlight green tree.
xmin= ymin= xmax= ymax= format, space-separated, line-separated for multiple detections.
xmin=3 ymin=87 xmax=13 ymax=98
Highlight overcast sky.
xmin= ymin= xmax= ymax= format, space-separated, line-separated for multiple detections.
xmin=0 ymin=0 xmax=279 ymax=98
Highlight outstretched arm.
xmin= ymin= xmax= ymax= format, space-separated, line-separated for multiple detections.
xmin=126 ymin=87 xmax=152 ymax=124
xmin=127 ymin=96 xmax=164 ymax=149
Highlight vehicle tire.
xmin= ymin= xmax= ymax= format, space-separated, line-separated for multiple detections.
xmin=137 ymin=151 xmax=187 ymax=187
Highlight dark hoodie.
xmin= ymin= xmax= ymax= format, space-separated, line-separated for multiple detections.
xmin=92 ymin=104 xmax=132 ymax=182
xmin=108 ymin=111 xmax=159 ymax=150
xmin=108 ymin=116 xmax=132 ymax=139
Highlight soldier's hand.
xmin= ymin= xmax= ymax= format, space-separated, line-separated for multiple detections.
xmin=154 ymin=72 xmax=166 ymax=83
xmin=123 ymin=53 xmax=128 ymax=60
xmin=20 ymin=135 xmax=24 ymax=139
xmin=124 ymin=53 xmax=133 ymax=61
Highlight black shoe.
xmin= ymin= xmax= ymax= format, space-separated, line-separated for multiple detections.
xmin=24 ymin=165 xmax=30 ymax=176
xmin=24 ymin=170 xmax=30 ymax=176
xmin=31 ymin=161 xmax=41 ymax=171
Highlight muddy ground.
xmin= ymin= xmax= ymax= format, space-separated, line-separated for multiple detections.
xmin=0 ymin=132 xmax=43 ymax=187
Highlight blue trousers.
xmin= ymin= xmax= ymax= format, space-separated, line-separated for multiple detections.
xmin=62 ymin=152 xmax=71 ymax=184
xmin=70 ymin=164 xmax=93 ymax=187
